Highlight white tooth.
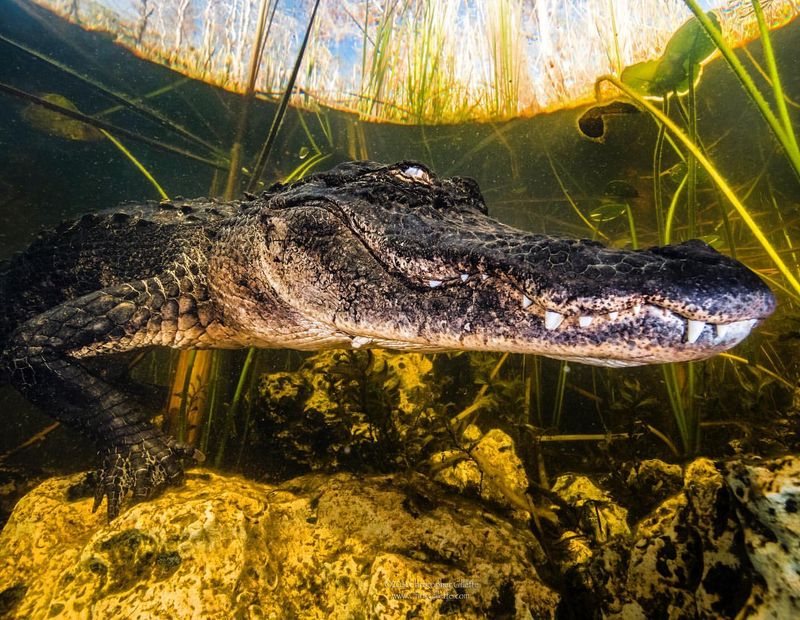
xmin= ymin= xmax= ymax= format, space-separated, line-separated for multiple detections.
xmin=545 ymin=310 xmax=565 ymax=330
xmin=608 ymin=311 xmax=619 ymax=320
xmin=351 ymin=336 xmax=372 ymax=349
xmin=522 ymin=295 xmax=533 ymax=309
xmin=578 ymin=315 xmax=593 ymax=327
xmin=429 ymin=279 xmax=442 ymax=288
xmin=715 ymin=323 xmax=729 ymax=340
xmin=686 ymin=319 xmax=705 ymax=344
xmin=461 ymin=273 xmax=469 ymax=282
xmin=633 ymin=304 xmax=641 ymax=315
xmin=480 ymin=274 xmax=489 ymax=281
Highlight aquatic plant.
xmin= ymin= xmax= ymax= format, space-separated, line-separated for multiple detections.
xmin=27 ymin=0 xmax=796 ymax=124
xmin=577 ymin=4 xmax=800 ymax=453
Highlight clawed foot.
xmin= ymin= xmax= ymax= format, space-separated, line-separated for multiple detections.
xmin=93 ymin=431 xmax=202 ymax=520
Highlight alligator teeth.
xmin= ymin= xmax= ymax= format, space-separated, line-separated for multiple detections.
xmin=632 ymin=304 xmax=641 ymax=315
xmin=461 ymin=273 xmax=469 ymax=282
xmin=686 ymin=319 xmax=705 ymax=344
xmin=715 ymin=323 xmax=729 ymax=340
xmin=522 ymin=295 xmax=533 ymax=309
xmin=351 ymin=336 xmax=372 ymax=348
xmin=544 ymin=311 xmax=565 ymax=330
xmin=608 ymin=311 xmax=619 ymax=320
xmin=429 ymin=279 xmax=442 ymax=288
xmin=578 ymin=316 xmax=593 ymax=327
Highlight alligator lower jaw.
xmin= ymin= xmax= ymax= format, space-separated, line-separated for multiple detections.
xmin=339 ymin=304 xmax=762 ymax=367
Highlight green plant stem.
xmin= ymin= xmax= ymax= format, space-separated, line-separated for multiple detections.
xmin=664 ymin=174 xmax=689 ymax=244
xmin=624 ymin=203 xmax=638 ymax=249
xmin=176 ymin=350 xmax=198 ymax=443
xmin=551 ymin=361 xmax=568 ymax=428
xmin=199 ymin=351 xmax=222 ymax=455
xmin=682 ymin=0 xmax=800 ymax=178
xmin=214 ymin=348 xmax=256 ymax=468
xmin=687 ymin=74 xmax=697 ymax=238
xmin=598 ymin=74 xmax=800 ymax=297
xmin=236 ymin=352 xmax=263 ymax=468
xmin=99 ymin=129 xmax=168 ymax=199
xmin=686 ymin=361 xmax=698 ymax=452
xmin=248 ymin=0 xmax=322 ymax=191
xmin=749 ymin=0 xmax=799 ymax=154
xmin=653 ymin=99 xmax=668 ymax=242
xmin=662 ymin=364 xmax=690 ymax=453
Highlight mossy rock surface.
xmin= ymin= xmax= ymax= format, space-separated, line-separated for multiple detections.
xmin=0 ymin=470 xmax=557 ymax=619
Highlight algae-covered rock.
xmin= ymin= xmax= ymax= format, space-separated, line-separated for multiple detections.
xmin=550 ymin=456 xmax=800 ymax=619
xmin=0 ymin=470 xmax=558 ymax=619
xmin=552 ymin=474 xmax=631 ymax=543
xmin=621 ymin=458 xmax=750 ymax=618
xmin=725 ymin=456 xmax=800 ymax=619
xmin=431 ymin=425 xmax=532 ymax=518
xmin=256 ymin=349 xmax=444 ymax=473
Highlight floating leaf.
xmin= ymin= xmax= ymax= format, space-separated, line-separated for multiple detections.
xmin=577 ymin=99 xmax=640 ymax=141
xmin=603 ymin=180 xmax=639 ymax=199
xmin=21 ymin=93 xmax=103 ymax=141
xmin=590 ymin=201 xmax=627 ymax=223
xmin=621 ymin=12 xmax=721 ymax=100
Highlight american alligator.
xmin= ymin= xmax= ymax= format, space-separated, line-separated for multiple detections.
xmin=0 ymin=160 xmax=775 ymax=518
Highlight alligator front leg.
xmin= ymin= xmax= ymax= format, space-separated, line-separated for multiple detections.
xmin=2 ymin=277 xmax=207 ymax=518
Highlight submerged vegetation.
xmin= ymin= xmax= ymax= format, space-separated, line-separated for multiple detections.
xmin=0 ymin=0 xmax=798 ymax=523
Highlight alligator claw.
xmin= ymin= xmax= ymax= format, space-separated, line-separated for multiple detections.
xmin=92 ymin=434 xmax=199 ymax=520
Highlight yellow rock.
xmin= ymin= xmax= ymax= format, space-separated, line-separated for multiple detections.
xmin=0 ymin=470 xmax=559 ymax=619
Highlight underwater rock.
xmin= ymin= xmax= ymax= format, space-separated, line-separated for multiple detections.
xmin=585 ymin=456 xmax=800 ymax=619
xmin=0 ymin=470 xmax=559 ymax=619
xmin=255 ymin=349 xmax=443 ymax=473
xmin=621 ymin=458 xmax=748 ymax=618
xmin=624 ymin=459 xmax=684 ymax=516
xmin=552 ymin=474 xmax=631 ymax=544
xmin=431 ymin=426 xmax=532 ymax=518
xmin=724 ymin=457 xmax=800 ymax=618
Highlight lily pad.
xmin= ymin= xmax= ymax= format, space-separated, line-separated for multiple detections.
xmin=21 ymin=93 xmax=103 ymax=142
xmin=621 ymin=12 xmax=721 ymax=100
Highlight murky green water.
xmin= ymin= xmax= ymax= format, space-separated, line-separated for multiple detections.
xmin=0 ymin=0 xmax=798 ymax=528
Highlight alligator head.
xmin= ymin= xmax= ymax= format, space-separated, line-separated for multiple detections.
xmin=223 ymin=160 xmax=775 ymax=366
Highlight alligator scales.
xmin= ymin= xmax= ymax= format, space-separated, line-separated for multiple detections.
xmin=0 ymin=161 xmax=775 ymax=518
